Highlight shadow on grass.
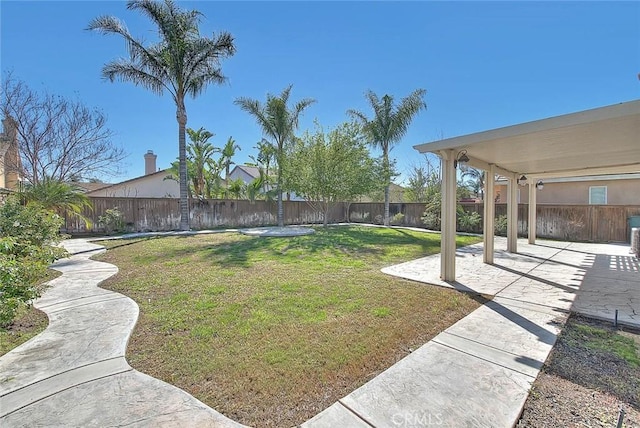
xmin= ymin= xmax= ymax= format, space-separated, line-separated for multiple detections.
xmin=93 ymin=236 xmax=160 ymax=252
xmin=123 ymin=227 xmax=445 ymax=268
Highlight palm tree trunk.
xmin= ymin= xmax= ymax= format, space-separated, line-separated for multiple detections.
xmin=384 ymin=184 xmax=390 ymax=226
xmin=177 ymin=103 xmax=190 ymax=231
xmin=383 ymin=150 xmax=390 ymax=226
xmin=276 ymin=178 xmax=284 ymax=227
xmin=276 ymin=143 xmax=284 ymax=227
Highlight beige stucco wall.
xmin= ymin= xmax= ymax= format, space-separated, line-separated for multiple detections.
xmin=494 ymin=179 xmax=640 ymax=205
xmin=539 ymin=179 xmax=640 ymax=205
xmin=87 ymin=170 xmax=179 ymax=198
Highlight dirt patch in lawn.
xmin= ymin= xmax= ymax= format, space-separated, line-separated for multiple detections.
xmin=518 ymin=315 xmax=640 ymax=427
xmin=96 ymin=226 xmax=483 ymax=427
xmin=0 ymin=306 xmax=49 ymax=356
xmin=0 ymin=269 xmax=59 ymax=356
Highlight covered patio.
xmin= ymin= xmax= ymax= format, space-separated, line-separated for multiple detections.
xmin=383 ymin=236 xmax=639 ymax=327
xmin=413 ymin=99 xmax=640 ymax=282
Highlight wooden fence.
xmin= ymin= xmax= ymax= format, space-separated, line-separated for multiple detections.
xmin=346 ymin=202 xmax=640 ymax=243
xmin=64 ymin=197 xmax=349 ymax=235
xmin=65 ymin=197 xmax=640 ymax=243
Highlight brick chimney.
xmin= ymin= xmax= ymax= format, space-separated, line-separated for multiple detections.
xmin=144 ymin=150 xmax=157 ymax=175
xmin=1 ymin=117 xmax=22 ymax=190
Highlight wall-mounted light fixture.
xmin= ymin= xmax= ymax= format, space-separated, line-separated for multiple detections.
xmin=454 ymin=150 xmax=469 ymax=168
xmin=517 ymin=175 xmax=528 ymax=186
xmin=536 ymin=180 xmax=544 ymax=190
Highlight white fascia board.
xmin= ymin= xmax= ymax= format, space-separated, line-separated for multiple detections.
xmin=414 ymin=99 xmax=640 ymax=154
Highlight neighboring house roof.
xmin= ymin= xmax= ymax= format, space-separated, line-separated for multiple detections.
xmin=229 ymin=164 xmax=261 ymax=180
xmin=73 ymin=182 xmax=112 ymax=193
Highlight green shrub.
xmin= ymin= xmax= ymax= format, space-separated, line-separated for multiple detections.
xmin=99 ymin=208 xmax=125 ymax=234
xmin=421 ymin=192 xmax=442 ymax=230
xmin=390 ymin=212 xmax=405 ymax=225
xmin=0 ymin=197 xmax=67 ymax=327
xmin=495 ymin=215 xmax=508 ymax=236
xmin=458 ymin=211 xmax=481 ymax=232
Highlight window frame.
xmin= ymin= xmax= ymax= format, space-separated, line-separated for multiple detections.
xmin=588 ymin=185 xmax=607 ymax=205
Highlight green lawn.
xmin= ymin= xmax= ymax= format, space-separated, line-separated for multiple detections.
xmin=96 ymin=226 xmax=482 ymax=427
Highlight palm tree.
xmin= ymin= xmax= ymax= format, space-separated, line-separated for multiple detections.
xmin=348 ymin=89 xmax=426 ymax=226
xmin=250 ymin=138 xmax=277 ymax=181
xmin=227 ymin=178 xmax=245 ymax=200
xmin=88 ymin=0 xmax=235 ymax=231
xmin=186 ymin=127 xmax=218 ymax=197
xmin=246 ymin=171 xmax=266 ymax=203
xmin=221 ymin=137 xmax=240 ymax=181
xmin=460 ymin=165 xmax=485 ymax=200
xmin=235 ymin=85 xmax=315 ymax=227
xmin=19 ymin=179 xmax=93 ymax=227
xmin=165 ymin=127 xmax=220 ymax=198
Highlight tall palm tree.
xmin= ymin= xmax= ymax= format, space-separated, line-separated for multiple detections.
xmin=235 ymin=85 xmax=315 ymax=227
xmin=348 ymin=89 xmax=426 ymax=226
xmin=88 ymin=0 xmax=235 ymax=231
xmin=221 ymin=137 xmax=241 ymax=181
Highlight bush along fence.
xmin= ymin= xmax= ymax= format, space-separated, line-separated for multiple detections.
xmin=63 ymin=197 xmax=640 ymax=243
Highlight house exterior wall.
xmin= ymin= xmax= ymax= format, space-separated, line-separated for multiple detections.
xmin=534 ymin=179 xmax=640 ymax=205
xmin=494 ymin=178 xmax=640 ymax=205
xmin=87 ymin=171 xmax=179 ymax=198
xmin=228 ymin=165 xmax=306 ymax=201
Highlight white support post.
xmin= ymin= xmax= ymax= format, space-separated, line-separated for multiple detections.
xmin=483 ymin=164 xmax=496 ymax=263
xmin=528 ymin=182 xmax=537 ymax=244
xmin=507 ymin=174 xmax=518 ymax=253
xmin=440 ymin=150 xmax=457 ymax=281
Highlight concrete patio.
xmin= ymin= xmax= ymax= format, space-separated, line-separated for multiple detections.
xmin=304 ymin=237 xmax=638 ymax=427
xmin=382 ymin=237 xmax=639 ymax=328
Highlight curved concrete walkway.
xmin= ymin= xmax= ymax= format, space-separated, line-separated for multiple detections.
xmin=0 ymin=239 xmax=244 ymax=427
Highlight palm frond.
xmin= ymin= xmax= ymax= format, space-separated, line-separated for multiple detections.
xmin=102 ymin=61 xmax=166 ymax=95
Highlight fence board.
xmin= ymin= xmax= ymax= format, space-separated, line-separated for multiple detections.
xmin=64 ymin=197 xmax=639 ymax=243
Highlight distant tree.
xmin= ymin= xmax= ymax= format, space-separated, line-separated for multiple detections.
xmin=88 ymin=0 xmax=236 ymax=230
xmin=251 ymin=139 xmax=277 ymax=179
xmin=287 ymin=122 xmax=378 ymax=227
xmin=235 ymin=85 xmax=315 ymax=227
xmin=405 ymin=166 xmax=430 ymax=203
xmin=221 ymin=137 xmax=240 ymax=181
xmin=165 ymin=127 xmax=223 ymax=199
xmin=460 ymin=165 xmax=485 ymax=200
xmin=348 ymin=89 xmax=426 ymax=226
xmin=226 ymin=178 xmax=245 ymax=200
xmin=186 ymin=127 xmax=218 ymax=197
xmin=1 ymin=75 xmax=126 ymax=184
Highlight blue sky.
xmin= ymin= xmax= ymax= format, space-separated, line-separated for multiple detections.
xmin=2 ymin=1 xmax=639 ymax=184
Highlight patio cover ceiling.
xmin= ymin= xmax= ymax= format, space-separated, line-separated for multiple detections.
xmin=414 ymin=99 xmax=640 ymax=179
